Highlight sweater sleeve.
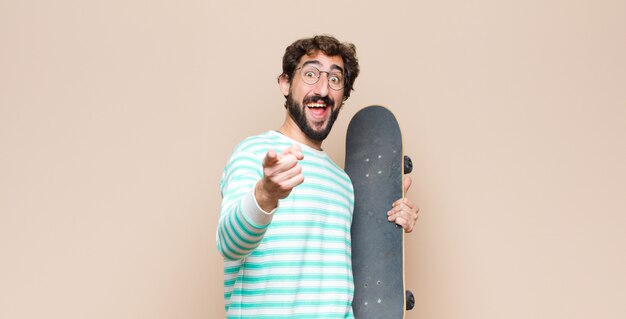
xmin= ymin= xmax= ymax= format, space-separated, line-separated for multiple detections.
xmin=217 ymin=150 xmax=276 ymax=260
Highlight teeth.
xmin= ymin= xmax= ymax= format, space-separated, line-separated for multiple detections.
xmin=307 ymin=103 xmax=326 ymax=108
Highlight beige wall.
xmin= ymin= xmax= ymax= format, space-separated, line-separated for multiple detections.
xmin=1 ymin=0 xmax=625 ymax=318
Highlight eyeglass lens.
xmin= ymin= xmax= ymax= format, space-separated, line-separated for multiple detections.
xmin=300 ymin=66 xmax=344 ymax=90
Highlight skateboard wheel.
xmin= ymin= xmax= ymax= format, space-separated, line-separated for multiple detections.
xmin=404 ymin=156 xmax=413 ymax=174
xmin=406 ymin=290 xmax=415 ymax=310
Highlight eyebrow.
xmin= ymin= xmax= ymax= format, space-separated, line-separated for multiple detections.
xmin=302 ymin=60 xmax=345 ymax=73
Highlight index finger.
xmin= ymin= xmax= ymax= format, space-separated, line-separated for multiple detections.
xmin=263 ymin=149 xmax=279 ymax=167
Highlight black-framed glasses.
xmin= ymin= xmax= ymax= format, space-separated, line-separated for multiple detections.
xmin=295 ymin=66 xmax=345 ymax=91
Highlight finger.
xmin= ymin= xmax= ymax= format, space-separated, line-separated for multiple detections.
xmin=391 ymin=198 xmax=413 ymax=210
xmin=264 ymin=164 xmax=304 ymax=198
xmin=263 ymin=149 xmax=279 ymax=167
xmin=278 ymin=167 xmax=305 ymax=194
xmin=387 ymin=204 xmax=409 ymax=219
xmin=387 ymin=207 xmax=411 ymax=220
xmin=387 ymin=203 xmax=402 ymax=216
xmin=387 ymin=204 xmax=402 ymax=216
xmin=281 ymin=144 xmax=304 ymax=160
xmin=403 ymin=176 xmax=413 ymax=195
xmin=388 ymin=205 xmax=419 ymax=223
xmin=282 ymin=169 xmax=305 ymax=188
xmin=403 ymin=219 xmax=415 ymax=233
xmin=275 ymin=154 xmax=300 ymax=173
xmin=389 ymin=216 xmax=413 ymax=233
xmin=265 ymin=151 xmax=298 ymax=173
xmin=270 ymin=161 xmax=303 ymax=183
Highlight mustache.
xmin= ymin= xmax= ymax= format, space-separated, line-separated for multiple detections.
xmin=303 ymin=95 xmax=334 ymax=108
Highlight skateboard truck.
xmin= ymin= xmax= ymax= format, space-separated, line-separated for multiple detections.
xmin=406 ymin=290 xmax=415 ymax=310
xmin=404 ymin=155 xmax=413 ymax=174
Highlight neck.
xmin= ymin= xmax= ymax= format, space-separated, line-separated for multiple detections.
xmin=278 ymin=112 xmax=323 ymax=150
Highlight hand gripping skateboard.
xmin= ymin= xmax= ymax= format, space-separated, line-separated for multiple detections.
xmin=345 ymin=105 xmax=415 ymax=318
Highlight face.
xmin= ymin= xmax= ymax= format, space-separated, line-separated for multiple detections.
xmin=280 ymin=52 xmax=346 ymax=142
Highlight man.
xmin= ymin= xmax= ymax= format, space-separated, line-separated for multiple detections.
xmin=218 ymin=35 xmax=419 ymax=318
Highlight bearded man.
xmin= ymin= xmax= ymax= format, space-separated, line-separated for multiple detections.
xmin=217 ymin=35 xmax=419 ymax=318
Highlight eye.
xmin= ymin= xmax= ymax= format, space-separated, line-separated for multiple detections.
xmin=329 ymin=73 xmax=343 ymax=85
xmin=304 ymin=71 xmax=317 ymax=79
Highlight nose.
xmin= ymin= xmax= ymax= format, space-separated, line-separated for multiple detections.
xmin=312 ymin=73 xmax=330 ymax=96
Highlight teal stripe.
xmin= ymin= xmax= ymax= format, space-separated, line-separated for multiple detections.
xmin=276 ymin=207 xmax=351 ymax=222
xmin=239 ymin=260 xmax=348 ymax=270
xmin=227 ymin=314 xmax=353 ymax=319
xmin=239 ymin=204 xmax=272 ymax=231
xmin=220 ymin=211 xmax=267 ymax=259
xmin=270 ymin=220 xmax=349 ymax=232
xmin=301 ymin=148 xmax=327 ymax=160
xmin=224 ymin=211 xmax=261 ymax=247
xmin=289 ymin=194 xmax=351 ymax=210
xmin=224 ymin=278 xmax=236 ymax=286
xmin=231 ymin=286 xmax=351 ymax=296
xmin=218 ymin=228 xmax=239 ymax=261
xmin=228 ymin=299 xmax=349 ymax=309
xmin=227 ymin=174 xmax=258 ymax=185
xmin=301 ymin=161 xmax=352 ymax=179
xmin=235 ymin=273 xmax=351 ymax=283
xmin=300 ymin=171 xmax=352 ymax=193
xmin=262 ymin=234 xmax=350 ymax=245
xmin=287 ymin=197 xmax=352 ymax=213
xmin=298 ymin=182 xmax=353 ymax=203
xmin=225 ymin=158 xmax=261 ymax=174
xmin=233 ymin=204 xmax=268 ymax=235
xmin=237 ymin=141 xmax=289 ymax=155
xmin=221 ymin=216 xmax=252 ymax=253
xmin=225 ymin=265 xmax=241 ymax=274
xmin=229 ymin=215 xmax=259 ymax=244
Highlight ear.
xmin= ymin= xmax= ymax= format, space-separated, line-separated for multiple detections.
xmin=278 ymin=74 xmax=291 ymax=97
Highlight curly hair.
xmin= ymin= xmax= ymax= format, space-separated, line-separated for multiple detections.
xmin=281 ymin=35 xmax=360 ymax=100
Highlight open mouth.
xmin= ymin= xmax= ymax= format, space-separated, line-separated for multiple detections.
xmin=306 ymin=101 xmax=327 ymax=115
xmin=304 ymin=96 xmax=333 ymax=119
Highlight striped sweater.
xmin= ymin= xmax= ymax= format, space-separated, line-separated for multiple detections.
xmin=218 ymin=131 xmax=355 ymax=318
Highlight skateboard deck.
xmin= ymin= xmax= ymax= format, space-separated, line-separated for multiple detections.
xmin=345 ymin=105 xmax=414 ymax=318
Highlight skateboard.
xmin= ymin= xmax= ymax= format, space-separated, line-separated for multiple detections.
xmin=345 ymin=105 xmax=414 ymax=318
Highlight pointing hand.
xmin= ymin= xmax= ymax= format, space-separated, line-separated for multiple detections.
xmin=255 ymin=144 xmax=305 ymax=211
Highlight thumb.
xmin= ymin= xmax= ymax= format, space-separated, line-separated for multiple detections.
xmin=403 ymin=176 xmax=413 ymax=196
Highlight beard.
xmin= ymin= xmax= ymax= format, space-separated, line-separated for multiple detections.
xmin=285 ymin=94 xmax=342 ymax=142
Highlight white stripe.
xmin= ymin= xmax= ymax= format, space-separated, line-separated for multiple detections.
xmin=228 ymin=293 xmax=352 ymax=303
